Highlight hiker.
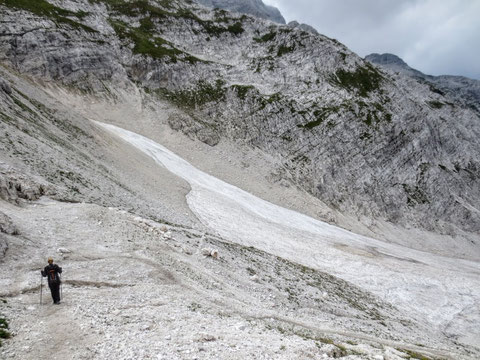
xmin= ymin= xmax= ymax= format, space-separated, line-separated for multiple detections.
xmin=41 ymin=257 xmax=62 ymax=304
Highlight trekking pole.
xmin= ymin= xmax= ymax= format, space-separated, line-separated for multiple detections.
xmin=60 ymin=274 xmax=63 ymax=301
xmin=40 ymin=273 xmax=43 ymax=306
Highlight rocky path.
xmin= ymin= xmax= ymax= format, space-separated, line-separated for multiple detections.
xmin=97 ymin=121 xmax=480 ymax=352
xmin=0 ymin=197 xmax=476 ymax=359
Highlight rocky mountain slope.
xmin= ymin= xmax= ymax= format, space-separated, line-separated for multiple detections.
xmin=2 ymin=195 xmax=469 ymax=359
xmin=366 ymin=53 xmax=480 ymax=115
xmin=1 ymin=67 xmax=476 ymax=359
xmin=1 ymin=0 xmax=479 ymax=248
xmin=0 ymin=68 xmax=477 ymax=358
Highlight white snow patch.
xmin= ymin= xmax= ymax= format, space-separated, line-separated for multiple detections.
xmin=95 ymin=121 xmax=480 ymax=348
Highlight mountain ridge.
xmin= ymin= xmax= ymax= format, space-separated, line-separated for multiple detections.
xmin=366 ymin=52 xmax=480 ymax=114
xmin=195 ymin=0 xmax=286 ymax=24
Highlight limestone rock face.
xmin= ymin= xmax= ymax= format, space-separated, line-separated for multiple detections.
xmin=0 ymin=211 xmax=18 ymax=235
xmin=366 ymin=53 xmax=480 ymax=115
xmin=365 ymin=53 xmax=410 ymax=67
xmin=0 ymin=76 xmax=12 ymax=94
xmin=0 ymin=235 xmax=6 ymax=259
xmin=0 ymin=6 xmax=127 ymax=91
xmin=0 ymin=0 xmax=479 ymax=241
xmin=0 ymin=165 xmax=49 ymax=204
xmin=195 ymin=0 xmax=286 ymax=24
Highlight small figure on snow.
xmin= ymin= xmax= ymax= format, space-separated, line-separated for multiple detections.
xmin=41 ymin=257 xmax=62 ymax=304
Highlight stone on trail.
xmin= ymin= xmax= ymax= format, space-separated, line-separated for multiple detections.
xmin=0 ymin=211 xmax=18 ymax=235
xmin=201 ymin=248 xmax=218 ymax=258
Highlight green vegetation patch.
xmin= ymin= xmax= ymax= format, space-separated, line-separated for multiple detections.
xmin=1 ymin=0 xmax=96 ymax=33
xmin=254 ymin=30 xmax=277 ymax=43
xmin=213 ymin=8 xmax=229 ymax=22
xmin=0 ymin=317 xmax=11 ymax=347
xmin=399 ymin=349 xmax=431 ymax=360
xmin=91 ymin=0 xmax=174 ymax=15
xmin=200 ymin=18 xmax=245 ymax=37
xmin=353 ymin=100 xmax=392 ymax=127
xmin=298 ymin=106 xmax=339 ymax=130
xmin=266 ymin=92 xmax=282 ymax=103
xmin=103 ymin=0 xmax=244 ymax=37
xmin=231 ymin=84 xmax=254 ymax=100
xmin=213 ymin=8 xmax=248 ymax=23
xmin=360 ymin=132 xmax=372 ymax=141
xmin=331 ymin=64 xmax=383 ymax=97
xmin=277 ymin=44 xmax=295 ymax=57
xmin=255 ymin=92 xmax=284 ymax=111
xmin=159 ymin=79 xmax=227 ymax=108
xmin=427 ymin=100 xmax=444 ymax=109
xmin=226 ymin=22 xmax=244 ymax=35
xmin=428 ymin=85 xmax=445 ymax=96
xmin=187 ymin=302 xmax=202 ymax=312
xmin=109 ymin=19 xmax=199 ymax=63
xmin=402 ymin=184 xmax=429 ymax=206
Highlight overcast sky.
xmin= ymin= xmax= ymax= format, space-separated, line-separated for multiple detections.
xmin=263 ymin=0 xmax=480 ymax=79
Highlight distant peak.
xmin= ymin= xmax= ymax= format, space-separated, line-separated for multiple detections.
xmin=287 ymin=21 xmax=319 ymax=35
xmin=365 ymin=53 xmax=408 ymax=67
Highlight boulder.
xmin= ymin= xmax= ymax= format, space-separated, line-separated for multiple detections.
xmin=0 ymin=165 xmax=49 ymax=204
xmin=0 ymin=77 xmax=12 ymax=95
xmin=0 ymin=212 xmax=19 ymax=235
xmin=201 ymin=248 xmax=219 ymax=258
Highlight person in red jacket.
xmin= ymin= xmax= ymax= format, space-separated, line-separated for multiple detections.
xmin=41 ymin=257 xmax=62 ymax=304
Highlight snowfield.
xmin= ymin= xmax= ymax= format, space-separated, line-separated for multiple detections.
xmin=97 ymin=121 xmax=480 ymax=349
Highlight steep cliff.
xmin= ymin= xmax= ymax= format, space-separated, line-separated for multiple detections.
xmin=0 ymin=0 xmax=479 ymax=245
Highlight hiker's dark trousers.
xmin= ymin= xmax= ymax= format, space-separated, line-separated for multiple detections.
xmin=49 ymin=282 xmax=61 ymax=304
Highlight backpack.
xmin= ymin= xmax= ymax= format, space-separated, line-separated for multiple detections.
xmin=48 ymin=267 xmax=61 ymax=285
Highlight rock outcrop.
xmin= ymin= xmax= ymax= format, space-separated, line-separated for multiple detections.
xmin=195 ymin=0 xmax=286 ymax=24
xmin=0 ymin=76 xmax=12 ymax=94
xmin=287 ymin=20 xmax=319 ymax=35
xmin=0 ymin=164 xmax=49 ymax=204
xmin=0 ymin=211 xmax=17 ymax=235
xmin=366 ymin=53 xmax=480 ymax=115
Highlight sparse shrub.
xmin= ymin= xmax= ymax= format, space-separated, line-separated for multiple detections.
xmin=231 ymin=85 xmax=254 ymax=100
xmin=0 ymin=317 xmax=11 ymax=347
xmin=427 ymin=100 xmax=444 ymax=109
xmin=298 ymin=106 xmax=339 ymax=130
xmin=227 ymin=22 xmax=244 ymax=35
xmin=401 ymin=349 xmax=431 ymax=360
xmin=109 ymin=19 xmax=199 ymax=63
xmin=254 ymin=31 xmax=277 ymax=43
xmin=277 ymin=44 xmax=295 ymax=57
xmin=188 ymin=302 xmax=202 ymax=312
xmin=402 ymin=184 xmax=429 ymax=206
xmin=163 ymin=79 xmax=226 ymax=109
xmin=331 ymin=65 xmax=383 ymax=97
